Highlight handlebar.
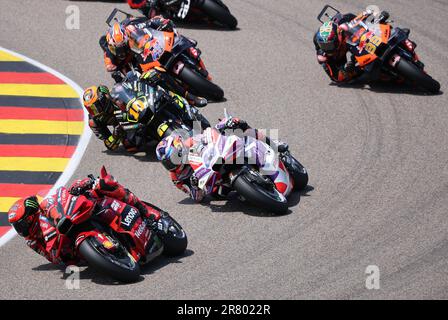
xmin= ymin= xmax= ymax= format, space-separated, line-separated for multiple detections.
xmin=106 ymin=8 xmax=134 ymax=27
xmin=317 ymin=5 xmax=340 ymax=23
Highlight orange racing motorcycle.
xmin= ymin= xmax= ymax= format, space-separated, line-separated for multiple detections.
xmin=107 ymin=9 xmax=225 ymax=101
xmin=318 ymin=5 xmax=441 ymax=93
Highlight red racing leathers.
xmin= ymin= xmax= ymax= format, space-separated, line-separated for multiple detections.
xmin=23 ymin=174 xmax=153 ymax=266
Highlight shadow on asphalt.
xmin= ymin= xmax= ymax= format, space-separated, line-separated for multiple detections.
xmin=102 ymin=144 xmax=159 ymax=163
xmin=35 ymin=249 xmax=195 ymax=286
xmin=66 ymin=0 xmax=241 ymax=31
xmin=331 ymin=81 xmax=444 ymax=96
xmin=178 ymin=185 xmax=315 ymax=217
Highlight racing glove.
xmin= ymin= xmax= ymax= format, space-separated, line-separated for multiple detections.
xmin=216 ymin=117 xmax=248 ymax=131
xmin=192 ymin=96 xmax=208 ymax=108
xmin=69 ymin=177 xmax=95 ymax=196
xmin=158 ymin=18 xmax=175 ymax=32
xmin=184 ymin=91 xmax=208 ymax=108
xmin=141 ymin=68 xmax=163 ymax=86
xmin=190 ymin=174 xmax=199 ymax=188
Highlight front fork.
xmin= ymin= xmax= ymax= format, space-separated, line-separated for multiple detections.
xmin=172 ymin=47 xmax=212 ymax=80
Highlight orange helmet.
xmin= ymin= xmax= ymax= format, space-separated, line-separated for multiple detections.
xmin=8 ymin=196 xmax=41 ymax=238
xmin=106 ymin=22 xmax=129 ymax=59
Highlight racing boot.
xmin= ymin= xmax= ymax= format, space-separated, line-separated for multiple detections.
xmin=186 ymin=91 xmax=208 ymax=108
xmin=211 ymin=185 xmax=232 ymax=200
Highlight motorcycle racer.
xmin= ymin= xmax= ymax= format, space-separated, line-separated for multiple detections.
xmin=82 ymin=85 xmax=138 ymax=152
xmin=7 ymin=170 xmax=157 ymax=265
xmin=313 ymin=12 xmax=359 ymax=83
xmin=100 ymin=15 xmax=174 ymax=83
xmin=82 ymin=79 xmax=207 ymax=153
xmin=314 ymin=9 xmax=392 ymax=83
xmin=155 ymin=117 xmax=290 ymax=202
xmin=100 ymin=15 xmax=207 ymax=107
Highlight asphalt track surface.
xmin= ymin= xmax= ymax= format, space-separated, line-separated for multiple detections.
xmin=0 ymin=0 xmax=447 ymax=299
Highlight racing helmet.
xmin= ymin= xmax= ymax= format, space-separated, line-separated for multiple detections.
xmin=106 ymin=22 xmax=129 ymax=59
xmin=8 ymin=196 xmax=41 ymax=238
xmin=82 ymin=86 xmax=114 ymax=118
xmin=127 ymin=0 xmax=148 ymax=9
xmin=156 ymin=134 xmax=186 ymax=172
xmin=316 ymin=21 xmax=339 ymax=54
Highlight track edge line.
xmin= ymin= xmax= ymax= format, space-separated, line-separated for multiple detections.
xmin=0 ymin=47 xmax=92 ymax=248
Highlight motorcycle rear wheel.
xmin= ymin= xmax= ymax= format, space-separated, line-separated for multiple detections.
xmin=178 ymin=65 xmax=225 ymax=101
xmin=200 ymin=0 xmax=238 ymax=29
xmin=233 ymin=170 xmax=289 ymax=215
xmin=79 ymin=237 xmax=141 ymax=283
xmin=395 ymin=59 xmax=440 ymax=93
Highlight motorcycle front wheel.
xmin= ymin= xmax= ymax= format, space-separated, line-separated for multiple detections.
xmin=79 ymin=236 xmax=141 ymax=283
xmin=287 ymin=156 xmax=309 ymax=191
xmin=178 ymin=65 xmax=225 ymax=101
xmin=158 ymin=214 xmax=188 ymax=257
xmin=233 ymin=169 xmax=289 ymax=215
xmin=199 ymin=0 xmax=238 ymax=29
xmin=395 ymin=59 xmax=440 ymax=93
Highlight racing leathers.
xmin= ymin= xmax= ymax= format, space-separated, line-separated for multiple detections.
xmin=313 ymin=13 xmax=361 ymax=83
xmin=88 ymin=106 xmax=128 ymax=151
xmin=100 ymin=15 xmax=174 ymax=83
xmin=24 ymin=173 xmax=155 ymax=265
xmin=101 ymin=15 xmax=207 ymax=107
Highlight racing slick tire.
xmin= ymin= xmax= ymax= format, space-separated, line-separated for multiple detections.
xmin=159 ymin=215 xmax=188 ymax=257
xmin=200 ymin=0 xmax=238 ymax=29
xmin=178 ymin=65 xmax=225 ymax=101
xmin=396 ymin=59 xmax=441 ymax=93
xmin=287 ymin=156 xmax=309 ymax=191
xmin=79 ymin=237 xmax=141 ymax=283
xmin=233 ymin=170 xmax=289 ymax=215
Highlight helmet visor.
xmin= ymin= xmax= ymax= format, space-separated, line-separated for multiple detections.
xmin=13 ymin=214 xmax=34 ymax=237
xmin=162 ymin=159 xmax=180 ymax=172
xmin=115 ymin=45 xmax=128 ymax=60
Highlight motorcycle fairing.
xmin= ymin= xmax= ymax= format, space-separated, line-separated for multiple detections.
xmin=188 ymin=128 xmax=294 ymax=196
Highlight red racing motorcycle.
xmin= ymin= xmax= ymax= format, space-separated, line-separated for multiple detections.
xmin=43 ymin=167 xmax=187 ymax=283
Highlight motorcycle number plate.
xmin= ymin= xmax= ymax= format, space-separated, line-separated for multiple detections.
xmin=359 ymin=33 xmax=382 ymax=55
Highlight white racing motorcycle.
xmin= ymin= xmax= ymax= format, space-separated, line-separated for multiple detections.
xmin=187 ymin=110 xmax=309 ymax=214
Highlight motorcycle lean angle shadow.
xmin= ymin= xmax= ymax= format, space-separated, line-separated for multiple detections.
xmin=71 ymin=0 xmax=239 ymax=30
